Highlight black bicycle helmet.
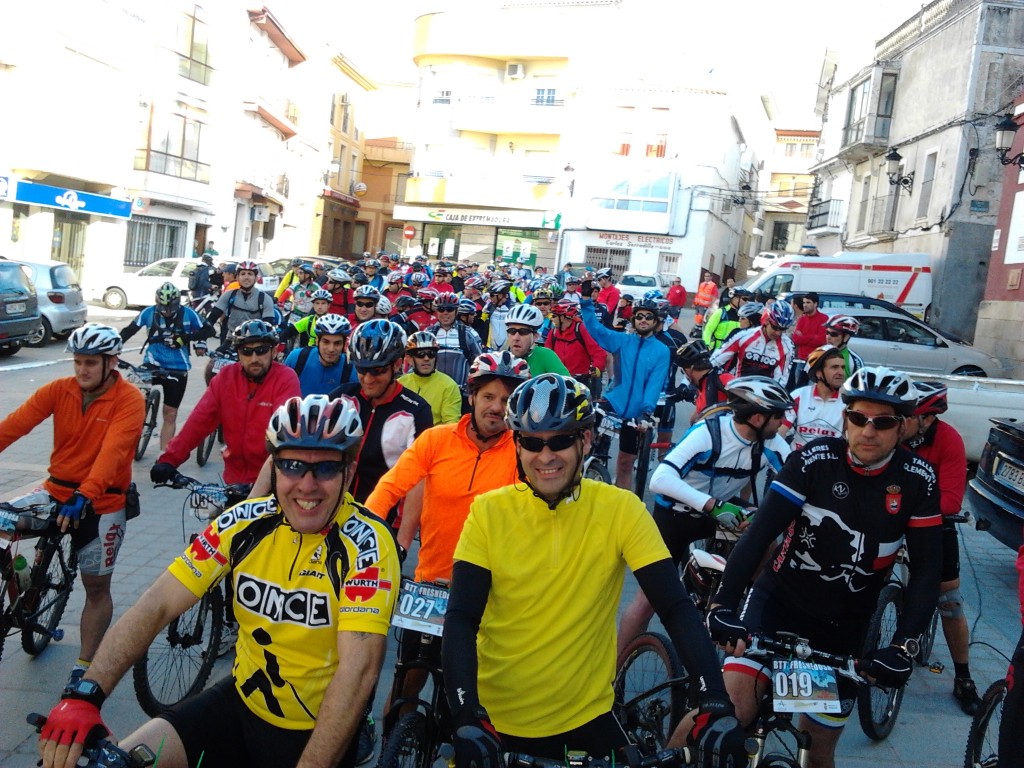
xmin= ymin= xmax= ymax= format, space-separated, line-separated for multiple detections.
xmin=348 ymin=320 xmax=407 ymax=370
xmin=675 ymin=340 xmax=711 ymax=369
xmin=230 ymin=319 xmax=279 ymax=347
xmin=506 ymin=374 xmax=594 ymax=433
xmin=840 ymin=366 xmax=918 ymax=417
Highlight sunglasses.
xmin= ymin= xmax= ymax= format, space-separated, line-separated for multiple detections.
xmin=409 ymin=350 xmax=437 ymax=359
xmin=845 ymin=411 xmax=903 ymax=430
xmin=517 ymin=432 xmax=582 ymax=452
xmin=357 ymin=364 xmax=392 ymax=376
xmin=825 ymin=330 xmax=843 ymax=337
xmin=534 ymin=301 xmax=552 ymax=307
xmin=238 ymin=344 xmax=272 ymax=357
xmin=769 ymin=324 xmax=786 ymax=332
xmin=506 ymin=327 xmax=535 ymax=337
xmin=436 ymin=307 xmax=457 ymax=312
xmin=355 ymin=301 xmax=377 ymax=308
xmin=633 ymin=313 xmax=656 ymax=322
xmin=274 ymin=458 xmax=347 ymax=481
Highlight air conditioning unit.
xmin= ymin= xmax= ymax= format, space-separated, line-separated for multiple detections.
xmin=505 ymin=62 xmax=525 ymax=80
xmin=251 ymin=205 xmax=270 ymax=222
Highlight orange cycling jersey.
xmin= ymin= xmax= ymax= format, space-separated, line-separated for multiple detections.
xmin=0 ymin=374 xmax=144 ymax=512
xmin=365 ymin=414 xmax=516 ymax=582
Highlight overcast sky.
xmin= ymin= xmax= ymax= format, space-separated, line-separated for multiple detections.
xmin=283 ymin=0 xmax=932 ymax=126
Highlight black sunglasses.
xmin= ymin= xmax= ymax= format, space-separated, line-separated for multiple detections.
xmin=633 ymin=313 xmax=656 ymax=322
xmin=825 ymin=330 xmax=843 ymax=337
xmin=517 ymin=432 xmax=582 ymax=452
xmin=409 ymin=350 xmax=437 ymax=359
xmin=238 ymin=344 xmax=273 ymax=357
xmin=355 ymin=301 xmax=377 ymax=308
xmin=357 ymin=364 xmax=392 ymax=376
xmin=845 ymin=411 xmax=903 ymax=430
xmin=506 ymin=327 xmax=535 ymax=337
xmin=274 ymin=458 xmax=347 ymax=481
xmin=436 ymin=307 xmax=457 ymax=312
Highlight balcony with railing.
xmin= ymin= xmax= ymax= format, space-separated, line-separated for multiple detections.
xmin=448 ymin=94 xmax=566 ymax=135
xmin=807 ymin=199 xmax=846 ymax=234
xmin=364 ymin=138 xmax=414 ymax=164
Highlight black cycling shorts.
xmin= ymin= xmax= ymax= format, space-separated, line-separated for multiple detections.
xmin=498 ymin=711 xmax=629 ymax=761
xmin=159 ymin=676 xmax=358 ymax=768
xmin=941 ymin=519 xmax=960 ymax=582
xmin=153 ymin=370 xmax=189 ymax=409
xmin=619 ymin=423 xmax=641 ymax=454
xmin=652 ymin=502 xmax=715 ymax=567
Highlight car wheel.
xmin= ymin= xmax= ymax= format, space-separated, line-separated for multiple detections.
xmin=103 ymin=287 xmax=128 ymax=310
xmin=0 ymin=341 xmax=22 ymax=357
xmin=25 ymin=317 xmax=53 ymax=348
xmin=952 ymin=365 xmax=986 ymax=377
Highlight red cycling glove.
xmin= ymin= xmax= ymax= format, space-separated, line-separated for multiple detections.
xmin=40 ymin=699 xmax=109 ymax=747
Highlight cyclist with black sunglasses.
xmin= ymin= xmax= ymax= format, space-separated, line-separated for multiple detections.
xmin=39 ymin=394 xmax=400 ymax=768
xmin=443 ymin=374 xmax=749 ymax=768
xmin=399 ymin=331 xmax=462 ymax=426
xmin=702 ymin=366 xmax=943 ymax=768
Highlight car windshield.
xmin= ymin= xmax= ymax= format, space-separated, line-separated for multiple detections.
xmin=622 ymin=275 xmax=656 ymax=287
xmin=138 ymin=260 xmax=176 ymax=277
xmin=52 ymin=264 xmax=79 ymax=289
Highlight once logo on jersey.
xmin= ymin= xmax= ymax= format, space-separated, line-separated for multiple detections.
xmin=188 ymin=529 xmax=227 ymax=565
xmin=886 ymin=484 xmax=902 ymax=515
xmin=235 ymin=573 xmax=331 ymax=627
xmin=832 ymin=482 xmax=850 ymax=500
xmin=344 ymin=566 xmax=392 ymax=602
xmin=215 ymin=499 xmax=275 ymax=532
xmin=341 ymin=517 xmax=381 ymax=570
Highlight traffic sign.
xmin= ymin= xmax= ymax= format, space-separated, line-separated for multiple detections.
xmin=403 ymin=225 xmax=416 ymax=239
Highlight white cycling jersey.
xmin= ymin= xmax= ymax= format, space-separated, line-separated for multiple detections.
xmin=784 ymin=384 xmax=845 ymax=448
xmin=710 ymin=327 xmax=794 ymax=385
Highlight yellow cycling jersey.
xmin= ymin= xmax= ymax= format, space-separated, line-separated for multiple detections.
xmin=168 ymin=494 xmax=399 ymax=729
xmin=454 ymin=479 xmax=669 ymax=736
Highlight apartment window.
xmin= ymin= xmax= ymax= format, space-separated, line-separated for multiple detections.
xmin=533 ymin=88 xmax=556 ymax=106
xmin=875 ymin=73 xmax=897 ymax=140
xmin=800 ymin=143 xmax=814 ymax=158
xmin=771 ymin=222 xmax=794 ymax=252
xmin=594 ymin=173 xmax=671 ymax=213
xmin=176 ymin=6 xmax=212 ymax=85
xmin=856 ymin=177 xmax=871 ymax=231
xmin=135 ymin=105 xmax=210 ymax=183
xmin=843 ymin=79 xmax=870 ymax=145
xmin=615 ymin=132 xmax=632 ymax=156
xmin=916 ymin=152 xmax=937 ymax=219
xmin=646 ymin=134 xmax=667 ymax=158
xmin=124 ymin=215 xmax=187 ymax=267
xmin=785 ymin=143 xmax=797 ymax=157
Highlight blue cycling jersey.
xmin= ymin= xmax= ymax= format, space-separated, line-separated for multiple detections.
xmin=284 ymin=347 xmax=357 ymax=396
xmin=133 ymin=305 xmax=206 ymax=371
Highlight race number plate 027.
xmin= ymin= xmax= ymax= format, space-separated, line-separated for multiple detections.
xmin=391 ymin=579 xmax=448 ymax=637
xmin=772 ymin=659 xmax=840 ymax=713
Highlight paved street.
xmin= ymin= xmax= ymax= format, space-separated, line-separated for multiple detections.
xmin=0 ymin=305 xmax=1020 ymax=766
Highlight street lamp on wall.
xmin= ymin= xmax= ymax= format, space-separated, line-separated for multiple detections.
xmin=885 ymin=148 xmax=914 ymax=194
xmin=995 ymin=114 xmax=1024 ymax=167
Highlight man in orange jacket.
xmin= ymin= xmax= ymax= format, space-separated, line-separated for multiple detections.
xmin=0 ymin=324 xmax=144 ymax=689
xmin=692 ymin=270 xmax=719 ymax=337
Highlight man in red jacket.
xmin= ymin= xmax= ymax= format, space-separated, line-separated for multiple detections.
xmin=151 ymin=320 xmax=300 ymax=489
xmin=595 ymin=268 xmax=621 ymax=312
xmin=789 ymin=291 xmax=828 ymax=388
xmin=666 ymin=277 xmax=688 ymax=321
xmin=544 ymin=299 xmax=607 ymax=398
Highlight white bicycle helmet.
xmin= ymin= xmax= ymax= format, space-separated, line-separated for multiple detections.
xmin=375 ymin=296 xmax=393 ymax=316
xmin=386 ymin=271 xmax=406 ymax=285
xmin=596 ymin=267 xmax=614 ymax=280
xmin=434 ymin=291 xmax=459 ymax=309
xmin=310 ymin=288 xmax=333 ymax=302
xmin=457 ymin=298 xmax=479 ymax=315
xmin=410 ymin=272 xmax=429 ymax=286
xmin=266 ymin=394 xmax=363 ymax=456
xmin=327 ymin=268 xmax=350 ymax=284
xmin=725 ymin=376 xmax=794 ymax=419
xmin=66 ymin=324 xmax=123 ymax=356
xmin=840 ymin=366 xmax=918 ymax=416
xmin=825 ymin=314 xmax=861 ymax=336
xmin=505 ymin=303 xmax=545 ymax=329
xmin=406 ymin=331 xmax=439 ymax=351
xmin=349 ymin=319 xmax=407 ymax=370
xmin=315 ymin=313 xmax=352 ymax=337
xmin=354 ymin=285 xmax=381 ymax=301
xmin=237 ymin=260 xmax=258 ymax=274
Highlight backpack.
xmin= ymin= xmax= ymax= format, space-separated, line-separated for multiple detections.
xmin=428 ymin=322 xmax=476 ymax=365
xmin=692 ymin=412 xmax=767 ymax=505
xmin=144 ymin=306 xmax=186 ymax=354
xmin=293 ymin=346 xmax=352 ymax=382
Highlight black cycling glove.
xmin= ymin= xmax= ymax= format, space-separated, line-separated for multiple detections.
xmin=150 ymin=462 xmax=178 ymax=485
xmin=864 ymin=644 xmax=913 ymax=687
xmin=705 ymin=606 xmax=747 ymax=647
xmin=688 ymin=693 xmax=749 ymax=768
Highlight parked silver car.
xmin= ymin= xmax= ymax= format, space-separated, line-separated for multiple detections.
xmin=845 ymin=309 xmax=1008 ymax=377
xmin=17 ymin=259 xmax=88 ymax=346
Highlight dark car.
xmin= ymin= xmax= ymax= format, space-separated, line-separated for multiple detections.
xmin=967 ymin=418 xmax=1024 ymax=550
xmin=0 ymin=260 xmax=42 ymax=357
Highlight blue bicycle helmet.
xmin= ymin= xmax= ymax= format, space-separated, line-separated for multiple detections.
xmin=506 ymin=374 xmax=595 ymax=433
xmin=764 ymin=301 xmax=795 ymax=330
xmin=348 ymin=319 xmax=407 ymax=370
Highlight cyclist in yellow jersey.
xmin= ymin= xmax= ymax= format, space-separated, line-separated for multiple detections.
xmin=39 ymin=395 xmax=400 ymax=768
xmin=442 ymin=374 xmax=747 ymax=768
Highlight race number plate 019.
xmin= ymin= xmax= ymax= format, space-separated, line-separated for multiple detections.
xmin=391 ymin=579 xmax=448 ymax=637
xmin=771 ymin=659 xmax=840 ymax=713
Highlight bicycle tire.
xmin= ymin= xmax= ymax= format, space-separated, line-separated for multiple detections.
xmin=0 ymin=547 xmax=10 ymax=663
xmin=633 ymin=428 xmax=654 ymax=499
xmin=377 ymin=711 xmax=430 ymax=768
xmin=196 ymin=428 xmax=217 ymax=467
xmin=963 ymin=678 xmax=1006 ymax=768
xmin=132 ymin=584 xmax=224 ymax=716
xmin=21 ymin=533 xmax=78 ymax=655
xmin=614 ymin=631 xmax=688 ymax=752
xmin=583 ymin=458 xmax=612 ymax=484
xmin=856 ymin=584 xmax=906 ymax=740
xmin=916 ymin=607 xmax=939 ymax=665
xmin=135 ymin=388 xmax=161 ymax=461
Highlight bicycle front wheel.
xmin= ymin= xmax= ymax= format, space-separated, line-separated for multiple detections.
xmin=583 ymin=458 xmax=612 ymax=484
xmin=135 ymin=388 xmax=161 ymax=461
xmin=21 ymin=534 xmax=78 ymax=655
xmin=856 ymin=584 xmax=905 ymax=740
xmin=0 ymin=547 xmax=11 ymax=662
xmin=614 ymin=632 xmax=688 ymax=752
xmin=196 ymin=427 xmax=217 ymax=467
xmin=132 ymin=585 xmax=224 ymax=716
xmin=378 ymin=711 xmax=431 ymax=768
xmin=963 ymin=678 xmax=1006 ymax=768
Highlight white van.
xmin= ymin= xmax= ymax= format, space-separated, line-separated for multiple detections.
xmin=742 ymin=251 xmax=933 ymax=318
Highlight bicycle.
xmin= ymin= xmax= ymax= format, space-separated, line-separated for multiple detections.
xmin=612 ymin=631 xmax=691 ymax=754
xmin=130 ymin=473 xmax=249 ymax=716
xmin=855 ymin=510 xmax=969 ymax=741
xmin=963 ymin=677 xmax=1006 ymax=768
xmin=0 ymin=491 xmax=79 ymax=662
xmin=196 ymin=347 xmax=236 ymax=467
xmin=28 ymin=712 xmax=158 ymax=767
xmin=377 ymin=578 xmax=453 ymax=768
xmin=584 ymin=405 xmax=661 ymax=497
xmin=681 ymin=514 xmax=744 ymax=619
xmin=503 ymin=745 xmax=693 ymax=768
xmin=743 ymin=631 xmax=869 ymax=768
xmin=118 ymin=360 xmax=183 ymax=462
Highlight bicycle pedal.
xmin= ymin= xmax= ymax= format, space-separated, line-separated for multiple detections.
xmin=929 ymin=661 xmax=945 ymax=674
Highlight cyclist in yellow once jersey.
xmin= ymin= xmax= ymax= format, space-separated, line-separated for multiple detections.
xmin=39 ymin=394 xmax=400 ymax=768
xmin=442 ymin=374 xmax=747 ymax=768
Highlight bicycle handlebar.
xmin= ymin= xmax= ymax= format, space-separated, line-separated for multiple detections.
xmin=505 ymin=746 xmax=693 ymax=768
xmin=28 ymin=713 xmax=157 ymax=768
xmin=157 ymin=473 xmax=251 ymax=499
xmin=744 ymin=631 xmax=864 ymax=683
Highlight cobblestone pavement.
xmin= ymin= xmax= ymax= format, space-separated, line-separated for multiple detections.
xmin=0 ymin=305 xmax=1019 ymax=766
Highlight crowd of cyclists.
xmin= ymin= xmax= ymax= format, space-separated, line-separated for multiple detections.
xmin=2 ymin=251 xmax=1020 ymax=768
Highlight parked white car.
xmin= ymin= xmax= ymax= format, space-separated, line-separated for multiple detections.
xmin=614 ymin=272 xmax=671 ymax=300
xmin=93 ymin=258 xmax=278 ymax=309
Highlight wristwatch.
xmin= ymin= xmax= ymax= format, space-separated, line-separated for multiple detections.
xmin=894 ymin=637 xmax=920 ymax=658
xmin=62 ymin=677 xmax=107 ymax=708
